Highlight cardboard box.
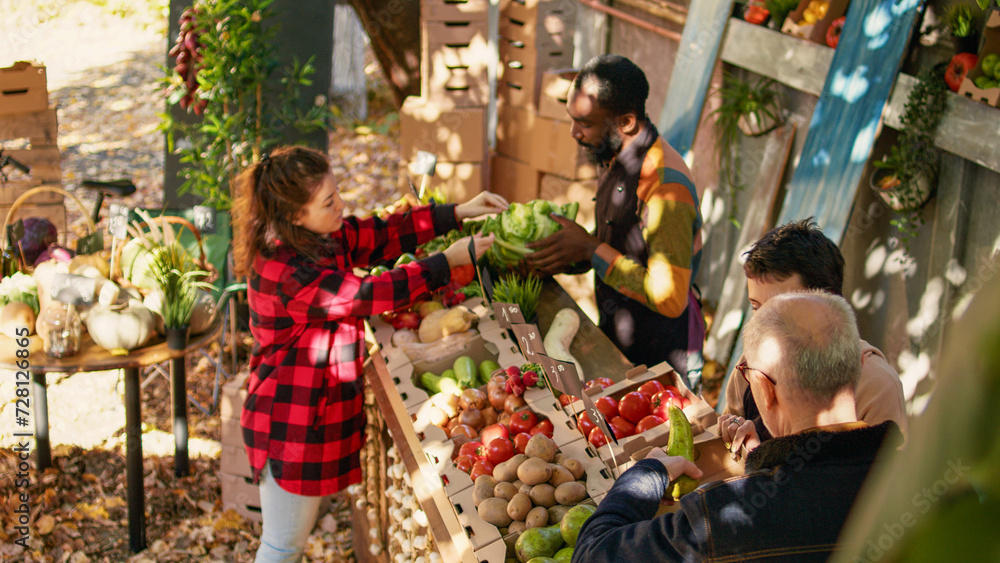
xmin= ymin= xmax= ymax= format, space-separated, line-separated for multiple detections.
xmin=219 ymin=473 xmax=262 ymax=523
xmin=0 ymin=62 xmax=48 ymax=116
xmin=780 ymin=0 xmax=850 ymax=47
xmin=218 ymin=370 xmax=250 ymax=421
xmin=958 ymin=11 xmax=1000 ymax=108
xmin=530 ymin=114 xmax=597 ymax=179
xmin=221 ymin=415 xmax=243 ymax=449
xmin=499 ymin=1 xmax=575 ymax=50
xmin=400 ymin=97 xmax=486 ymax=163
xmin=423 ymin=20 xmax=491 ymax=107
xmin=495 ymin=102 xmax=536 ymax=164
xmin=539 ymin=173 xmax=597 ymax=231
xmin=490 ymin=153 xmax=541 ymax=203
xmin=421 ymin=0 xmax=489 ymax=21
xmin=220 ymin=443 xmax=253 ymax=478
xmin=497 ymin=38 xmax=574 ymax=109
xmin=537 ymin=69 xmax=578 ymax=121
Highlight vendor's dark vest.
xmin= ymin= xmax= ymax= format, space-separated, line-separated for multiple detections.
xmin=593 ymin=126 xmax=691 ymax=378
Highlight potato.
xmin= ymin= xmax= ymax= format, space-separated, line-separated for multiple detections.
xmin=478 ymin=497 xmax=513 ymax=527
xmin=553 ymin=453 xmax=567 ymax=464
xmin=494 ymin=481 xmax=518 ymax=501
xmin=473 ymin=482 xmax=495 ymax=507
xmin=525 ymin=506 xmax=549 ymax=529
xmin=494 ymin=454 xmax=528 ymax=482
xmin=519 ymin=482 xmax=533 ymax=496
xmin=548 ymin=465 xmax=575 ymax=487
xmin=529 ymin=483 xmax=557 ymax=508
xmin=506 ymin=493 xmax=532 ymax=522
xmin=554 ymin=481 xmax=587 ymax=506
xmin=560 ymin=457 xmax=586 ymax=480
xmin=524 ymin=434 xmax=558 ymax=462
xmin=517 ymin=457 xmax=553 ymax=486
xmin=548 ymin=504 xmax=572 ymax=524
xmin=475 ymin=474 xmax=498 ymax=490
xmin=512 ymin=479 xmax=525 ymax=490
xmin=508 ymin=520 xmax=526 ymax=534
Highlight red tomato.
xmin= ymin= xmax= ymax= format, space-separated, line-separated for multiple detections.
xmin=455 ymin=454 xmax=477 ymax=474
xmin=512 ymin=432 xmax=531 ymax=454
xmin=635 ymin=415 xmax=665 ymax=434
xmin=485 ymin=438 xmax=515 ymax=465
xmin=509 ymin=410 xmax=539 ymax=435
xmin=588 ymin=426 xmax=609 ymax=448
xmin=450 ymin=264 xmax=476 ymax=287
xmin=743 ymin=4 xmax=769 ymax=25
xmin=577 ymin=412 xmax=597 ymax=438
xmin=609 ymin=416 xmax=636 ymax=438
xmin=480 ymin=423 xmax=509 ymax=447
xmin=618 ymin=391 xmax=652 ymax=424
xmin=826 ymin=15 xmax=846 ymax=49
xmin=558 ymin=394 xmax=579 ymax=407
xmin=595 ymin=396 xmax=619 ymax=419
xmin=529 ymin=419 xmax=555 ymax=438
xmin=663 ymin=385 xmax=682 ymax=396
xmin=637 ymin=380 xmax=665 ymax=399
xmin=470 ymin=460 xmax=495 ymax=481
xmin=458 ymin=441 xmax=484 ymax=460
xmin=681 ymin=396 xmax=692 ymax=409
xmin=650 ymin=391 xmax=674 ymax=421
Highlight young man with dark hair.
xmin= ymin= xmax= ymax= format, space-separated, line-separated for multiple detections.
xmin=527 ymin=54 xmax=705 ymax=390
xmin=721 ymin=218 xmax=907 ymax=447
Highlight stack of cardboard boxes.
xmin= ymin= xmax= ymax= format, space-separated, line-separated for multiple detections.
xmin=218 ymin=370 xmax=262 ymax=523
xmin=491 ymin=1 xmax=596 ymax=230
xmin=400 ymin=0 xmax=491 ymax=203
xmin=0 ymin=62 xmax=67 ymax=237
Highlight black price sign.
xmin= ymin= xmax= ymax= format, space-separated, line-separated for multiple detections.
xmin=51 ymin=273 xmax=96 ymax=306
xmin=76 ymin=232 xmax=104 ymax=255
xmin=511 ymin=323 xmax=545 ymax=363
xmin=108 ymin=203 xmax=130 ymax=240
xmin=192 ymin=205 xmax=217 ymax=234
xmin=493 ymin=302 xmax=526 ymax=329
xmin=538 ymin=354 xmax=584 ymax=398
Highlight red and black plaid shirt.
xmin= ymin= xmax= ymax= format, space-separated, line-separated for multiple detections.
xmin=241 ymin=203 xmax=457 ymax=496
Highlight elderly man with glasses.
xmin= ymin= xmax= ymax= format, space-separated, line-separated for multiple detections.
xmin=572 ymin=291 xmax=904 ymax=563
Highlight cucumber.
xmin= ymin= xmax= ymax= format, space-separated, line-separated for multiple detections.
xmin=666 ymin=404 xmax=699 ymax=500
xmin=453 ymin=355 xmax=478 ymax=389
xmin=420 ymin=372 xmax=460 ymax=395
xmin=478 ymin=359 xmax=501 ymax=385
xmin=441 ymin=369 xmax=456 ymax=380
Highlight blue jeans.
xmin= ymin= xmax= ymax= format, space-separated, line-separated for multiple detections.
xmin=254 ymin=462 xmax=326 ymax=563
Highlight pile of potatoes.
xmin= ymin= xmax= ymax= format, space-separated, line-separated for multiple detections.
xmin=473 ymin=433 xmax=590 ymax=535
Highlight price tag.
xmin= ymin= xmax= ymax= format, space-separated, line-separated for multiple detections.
xmin=108 ymin=203 xmax=130 ymax=240
xmin=511 ymin=323 xmax=545 ymax=363
xmin=538 ymin=354 xmax=584 ymax=398
xmin=75 ymin=232 xmax=104 ymax=255
xmin=580 ymin=392 xmax=619 ymax=445
xmin=492 ymin=302 xmax=525 ymax=329
xmin=51 ymin=273 xmax=96 ymax=306
xmin=192 ymin=205 xmax=217 ymax=234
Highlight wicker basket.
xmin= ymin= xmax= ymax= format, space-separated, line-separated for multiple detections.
xmin=1 ymin=186 xmax=97 ymax=270
xmin=110 ymin=214 xmax=218 ymax=290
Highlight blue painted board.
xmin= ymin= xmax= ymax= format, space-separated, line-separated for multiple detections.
xmin=657 ymin=0 xmax=735 ymax=158
xmin=777 ymin=0 xmax=925 ymax=244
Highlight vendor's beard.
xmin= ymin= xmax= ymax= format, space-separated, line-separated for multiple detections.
xmin=578 ymin=129 xmax=623 ymax=164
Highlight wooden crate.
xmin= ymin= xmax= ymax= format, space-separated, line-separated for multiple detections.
xmin=219 ymin=472 xmax=262 ymax=523
xmin=0 ymin=108 xmax=63 ymax=206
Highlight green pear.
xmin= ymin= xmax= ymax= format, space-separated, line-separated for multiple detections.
xmin=560 ymin=504 xmax=596 ymax=547
xmin=526 ymin=558 xmax=559 ymax=563
xmin=515 ymin=524 xmax=564 ymax=562
xmin=554 ymin=546 xmax=574 ymax=563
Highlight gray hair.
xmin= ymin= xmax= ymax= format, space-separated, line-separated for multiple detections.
xmin=744 ymin=291 xmax=861 ymax=402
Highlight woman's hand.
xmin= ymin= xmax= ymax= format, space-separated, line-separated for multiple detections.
xmin=718 ymin=414 xmax=761 ymax=461
xmin=455 ymin=192 xmax=508 ymax=220
xmin=443 ymin=233 xmax=495 ymax=268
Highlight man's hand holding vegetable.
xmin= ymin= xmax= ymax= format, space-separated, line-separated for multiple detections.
xmin=525 ymin=213 xmax=600 ymax=275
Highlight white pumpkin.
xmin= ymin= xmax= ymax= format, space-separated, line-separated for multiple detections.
xmin=85 ymin=300 xmax=155 ymax=354
xmin=189 ymin=290 xmax=216 ymax=335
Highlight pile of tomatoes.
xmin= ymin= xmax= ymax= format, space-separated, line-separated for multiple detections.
xmin=451 ymin=408 xmax=555 ymax=481
xmin=567 ymin=379 xmax=692 ymax=447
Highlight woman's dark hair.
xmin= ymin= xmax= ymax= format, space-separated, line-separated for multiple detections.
xmin=742 ymin=218 xmax=845 ymax=296
xmin=572 ymin=54 xmax=650 ymax=119
xmin=232 ymin=145 xmax=331 ymax=277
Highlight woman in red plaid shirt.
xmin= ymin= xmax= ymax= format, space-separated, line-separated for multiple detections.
xmin=232 ymin=146 xmax=504 ymax=562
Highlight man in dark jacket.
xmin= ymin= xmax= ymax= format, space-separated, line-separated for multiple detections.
xmin=572 ymin=291 xmax=903 ymax=563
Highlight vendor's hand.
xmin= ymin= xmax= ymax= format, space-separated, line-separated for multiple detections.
xmin=455 ymin=192 xmax=509 ymax=220
xmin=525 ymin=214 xmax=599 ymax=275
xmin=443 ymin=233 xmax=494 ymax=268
xmin=645 ymin=448 xmax=703 ymax=483
xmin=718 ymin=414 xmax=760 ymax=461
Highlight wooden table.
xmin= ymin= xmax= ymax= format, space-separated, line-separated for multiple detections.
xmin=364 ymin=279 xmax=632 ymax=561
xmin=0 ymin=318 xmax=223 ymax=553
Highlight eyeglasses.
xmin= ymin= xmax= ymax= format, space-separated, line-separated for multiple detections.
xmin=736 ymin=359 xmax=777 ymax=387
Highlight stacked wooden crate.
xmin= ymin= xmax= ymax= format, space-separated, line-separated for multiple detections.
xmin=399 ymin=0 xmax=491 ymax=203
xmin=492 ymin=0 xmax=595 ymax=218
xmin=0 ymin=62 xmax=66 ymax=240
xmin=218 ymin=370 xmax=262 ymax=523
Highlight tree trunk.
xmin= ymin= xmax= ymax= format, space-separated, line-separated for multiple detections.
xmin=345 ymin=0 xmax=421 ymax=108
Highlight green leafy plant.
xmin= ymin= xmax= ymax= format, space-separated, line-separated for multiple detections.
xmin=146 ymin=241 xmax=216 ymax=329
xmin=871 ymin=67 xmax=949 ymax=247
xmin=159 ymin=0 xmax=335 ymax=210
xmin=479 ymin=200 xmax=579 ymax=274
xmin=492 ymin=274 xmax=543 ymax=321
xmin=764 ymin=0 xmax=800 ymax=28
xmin=707 ymin=70 xmax=785 ymax=222
xmin=943 ymin=4 xmax=980 ymax=39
